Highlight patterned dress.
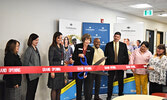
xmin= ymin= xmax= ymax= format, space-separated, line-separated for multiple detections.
xmin=148 ymin=55 xmax=167 ymax=85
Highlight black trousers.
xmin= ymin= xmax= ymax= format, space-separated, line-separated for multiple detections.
xmin=26 ymin=78 xmax=39 ymax=100
xmin=149 ymin=82 xmax=163 ymax=95
xmin=107 ymin=70 xmax=124 ymax=99
xmin=75 ymin=73 xmax=94 ymax=100
xmin=92 ymin=74 xmax=101 ymax=98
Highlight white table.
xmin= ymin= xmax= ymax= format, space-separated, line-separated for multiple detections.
xmin=113 ymin=95 xmax=164 ymax=100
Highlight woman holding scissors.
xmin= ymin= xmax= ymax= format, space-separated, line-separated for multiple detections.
xmin=72 ymin=33 xmax=94 ymax=100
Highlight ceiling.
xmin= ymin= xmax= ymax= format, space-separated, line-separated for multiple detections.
xmin=79 ymin=0 xmax=167 ymax=24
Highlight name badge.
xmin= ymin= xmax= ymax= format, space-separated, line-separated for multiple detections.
xmin=78 ymin=48 xmax=83 ymax=50
xmin=61 ymin=60 xmax=64 ymax=65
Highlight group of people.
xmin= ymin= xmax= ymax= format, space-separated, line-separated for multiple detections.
xmin=3 ymin=33 xmax=41 ymax=100
xmin=2 ymin=31 xmax=167 ymax=100
xmin=130 ymin=41 xmax=167 ymax=96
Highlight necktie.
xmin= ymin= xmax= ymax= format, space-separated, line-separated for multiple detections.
xmin=114 ymin=42 xmax=118 ymax=63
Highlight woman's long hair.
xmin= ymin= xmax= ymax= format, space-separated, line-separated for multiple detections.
xmin=51 ymin=32 xmax=62 ymax=47
xmin=155 ymin=44 xmax=166 ymax=58
xmin=5 ymin=39 xmax=20 ymax=55
xmin=27 ymin=33 xmax=39 ymax=46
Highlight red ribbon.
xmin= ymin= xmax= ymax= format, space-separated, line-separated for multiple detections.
xmin=0 ymin=64 xmax=146 ymax=74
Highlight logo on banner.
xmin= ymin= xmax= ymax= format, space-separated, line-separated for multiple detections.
xmin=98 ymin=27 xmax=107 ymax=32
xmin=121 ymin=26 xmax=136 ymax=32
xmin=85 ymin=26 xmax=95 ymax=31
xmin=127 ymin=26 xmax=130 ymax=29
xmin=65 ymin=23 xmax=76 ymax=30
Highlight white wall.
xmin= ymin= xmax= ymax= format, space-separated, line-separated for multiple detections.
xmin=0 ymin=0 xmax=167 ymax=100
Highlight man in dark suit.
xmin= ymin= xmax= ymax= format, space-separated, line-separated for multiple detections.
xmin=105 ymin=32 xmax=129 ymax=100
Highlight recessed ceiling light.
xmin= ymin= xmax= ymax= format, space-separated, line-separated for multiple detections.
xmin=117 ymin=17 xmax=126 ymax=20
xmin=138 ymin=22 xmax=144 ymax=24
xmin=129 ymin=4 xmax=152 ymax=8
xmin=158 ymin=14 xmax=167 ymax=17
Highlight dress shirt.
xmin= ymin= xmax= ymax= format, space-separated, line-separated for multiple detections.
xmin=92 ymin=46 xmax=105 ymax=65
xmin=130 ymin=48 xmax=152 ymax=74
xmin=113 ymin=41 xmax=119 ymax=56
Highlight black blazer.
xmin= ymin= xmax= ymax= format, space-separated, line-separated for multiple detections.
xmin=49 ymin=45 xmax=64 ymax=66
xmin=3 ymin=52 xmax=22 ymax=88
xmin=104 ymin=41 xmax=129 ymax=65
xmin=72 ymin=43 xmax=94 ymax=66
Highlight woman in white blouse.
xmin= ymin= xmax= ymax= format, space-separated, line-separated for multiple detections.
xmin=148 ymin=44 xmax=167 ymax=95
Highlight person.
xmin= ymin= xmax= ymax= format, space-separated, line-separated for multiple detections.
xmin=72 ymin=33 xmax=94 ymax=100
xmin=47 ymin=32 xmax=65 ymax=100
xmin=3 ymin=39 xmax=22 ymax=100
xmin=92 ymin=38 xmax=105 ymax=100
xmin=71 ymin=38 xmax=77 ymax=52
xmin=23 ymin=33 xmax=41 ymax=100
xmin=126 ymin=38 xmax=134 ymax=55
xmin=133 ymin=40 xmax=141 ymax=50
xmin=105 ymin=32 xmax=129 ymax=100
xmin=130 ymin=41 xmax=152 ymax=95
xmin=63 ymin=36 xmax=74 ymax=82
xmin=63 ymin=36 xmax=73 ymax=66
xmin=148 ymin=44 xmax=167 ymax=95
xmin=136 ymin=40 xmax=141 ymax=48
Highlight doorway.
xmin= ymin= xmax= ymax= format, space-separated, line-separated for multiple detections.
xmin=156 ymin=31 xmax=163 ymax=46
xmin=146 ymin=30 xmax=154 ymax=54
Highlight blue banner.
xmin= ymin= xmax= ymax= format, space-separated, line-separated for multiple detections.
xmin=82 ymin=22 xmax=110 ymax=50
xmin=82 ymin=22 xmax=110 ymax=94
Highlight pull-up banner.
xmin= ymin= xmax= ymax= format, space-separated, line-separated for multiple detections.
xmin=0 ymin=64 xmax=146 ymax=74
xmin=82 ymin=22 xmax=110 ymax=51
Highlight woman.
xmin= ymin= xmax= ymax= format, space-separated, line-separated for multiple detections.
xmin=72 ymin=33 xmax=94 ymax=100
xmin=148 ymin=44 xmax=167 ymax=95
xmin=47 ymin=32 xmax=65 ymax=100
xmin=3 ymin=39 xmax=22 ymax=100
xmin=23 ymin=33 xmax=41 ymax=100
xmin=130 ymin=41 xmax=152 ymax=94
xmin=63 ymin=36 xmax=74 ymax=82
xmin=63 ymin=36 xmax=73 ymax=66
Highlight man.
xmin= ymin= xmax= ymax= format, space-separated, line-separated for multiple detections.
xmin=92 ymin=38 xmax=105 ymax=100
xmin=133 ymin=40 xmax=141 ymax=50
xmin=126 ymin=38 xmax=134 ymax=55
xmin=105 ymin=32 xmax=129 ymax=100
xmin=71 ymin=38 xmax=77 ymax=52
xmin=136 ymin=40 xmax=141 ymax=48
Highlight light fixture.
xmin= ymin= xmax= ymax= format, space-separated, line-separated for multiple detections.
xmin=117 ymin=17 xmax=126 ymax=20
xmin=158 ymin=14 xmax=167 ymax=17
xmin=129 ymin=4 xmax=152 ymax=8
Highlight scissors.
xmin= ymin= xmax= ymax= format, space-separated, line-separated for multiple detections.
xmin=77 ymin=56 xmax=107 ymax=79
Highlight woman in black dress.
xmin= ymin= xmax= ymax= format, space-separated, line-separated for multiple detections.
xmin=3 ymin=39 xmax=22 ymax=100
xmin=47 ymin=32 xmax=64 ymax=100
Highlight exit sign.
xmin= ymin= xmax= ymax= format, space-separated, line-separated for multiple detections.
xmin=144 ymin=10 xmax=153 ymax=16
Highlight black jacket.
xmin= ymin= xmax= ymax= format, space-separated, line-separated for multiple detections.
xmin=3 ymin=52 xmax=22 ymax=88
xmin=72 ymin=43 xmax=94 ymax=79
xmin=104 ymin=41 xmax=129 ymax=65
xmin=72 ymin=43 xmax=94 ymax=66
